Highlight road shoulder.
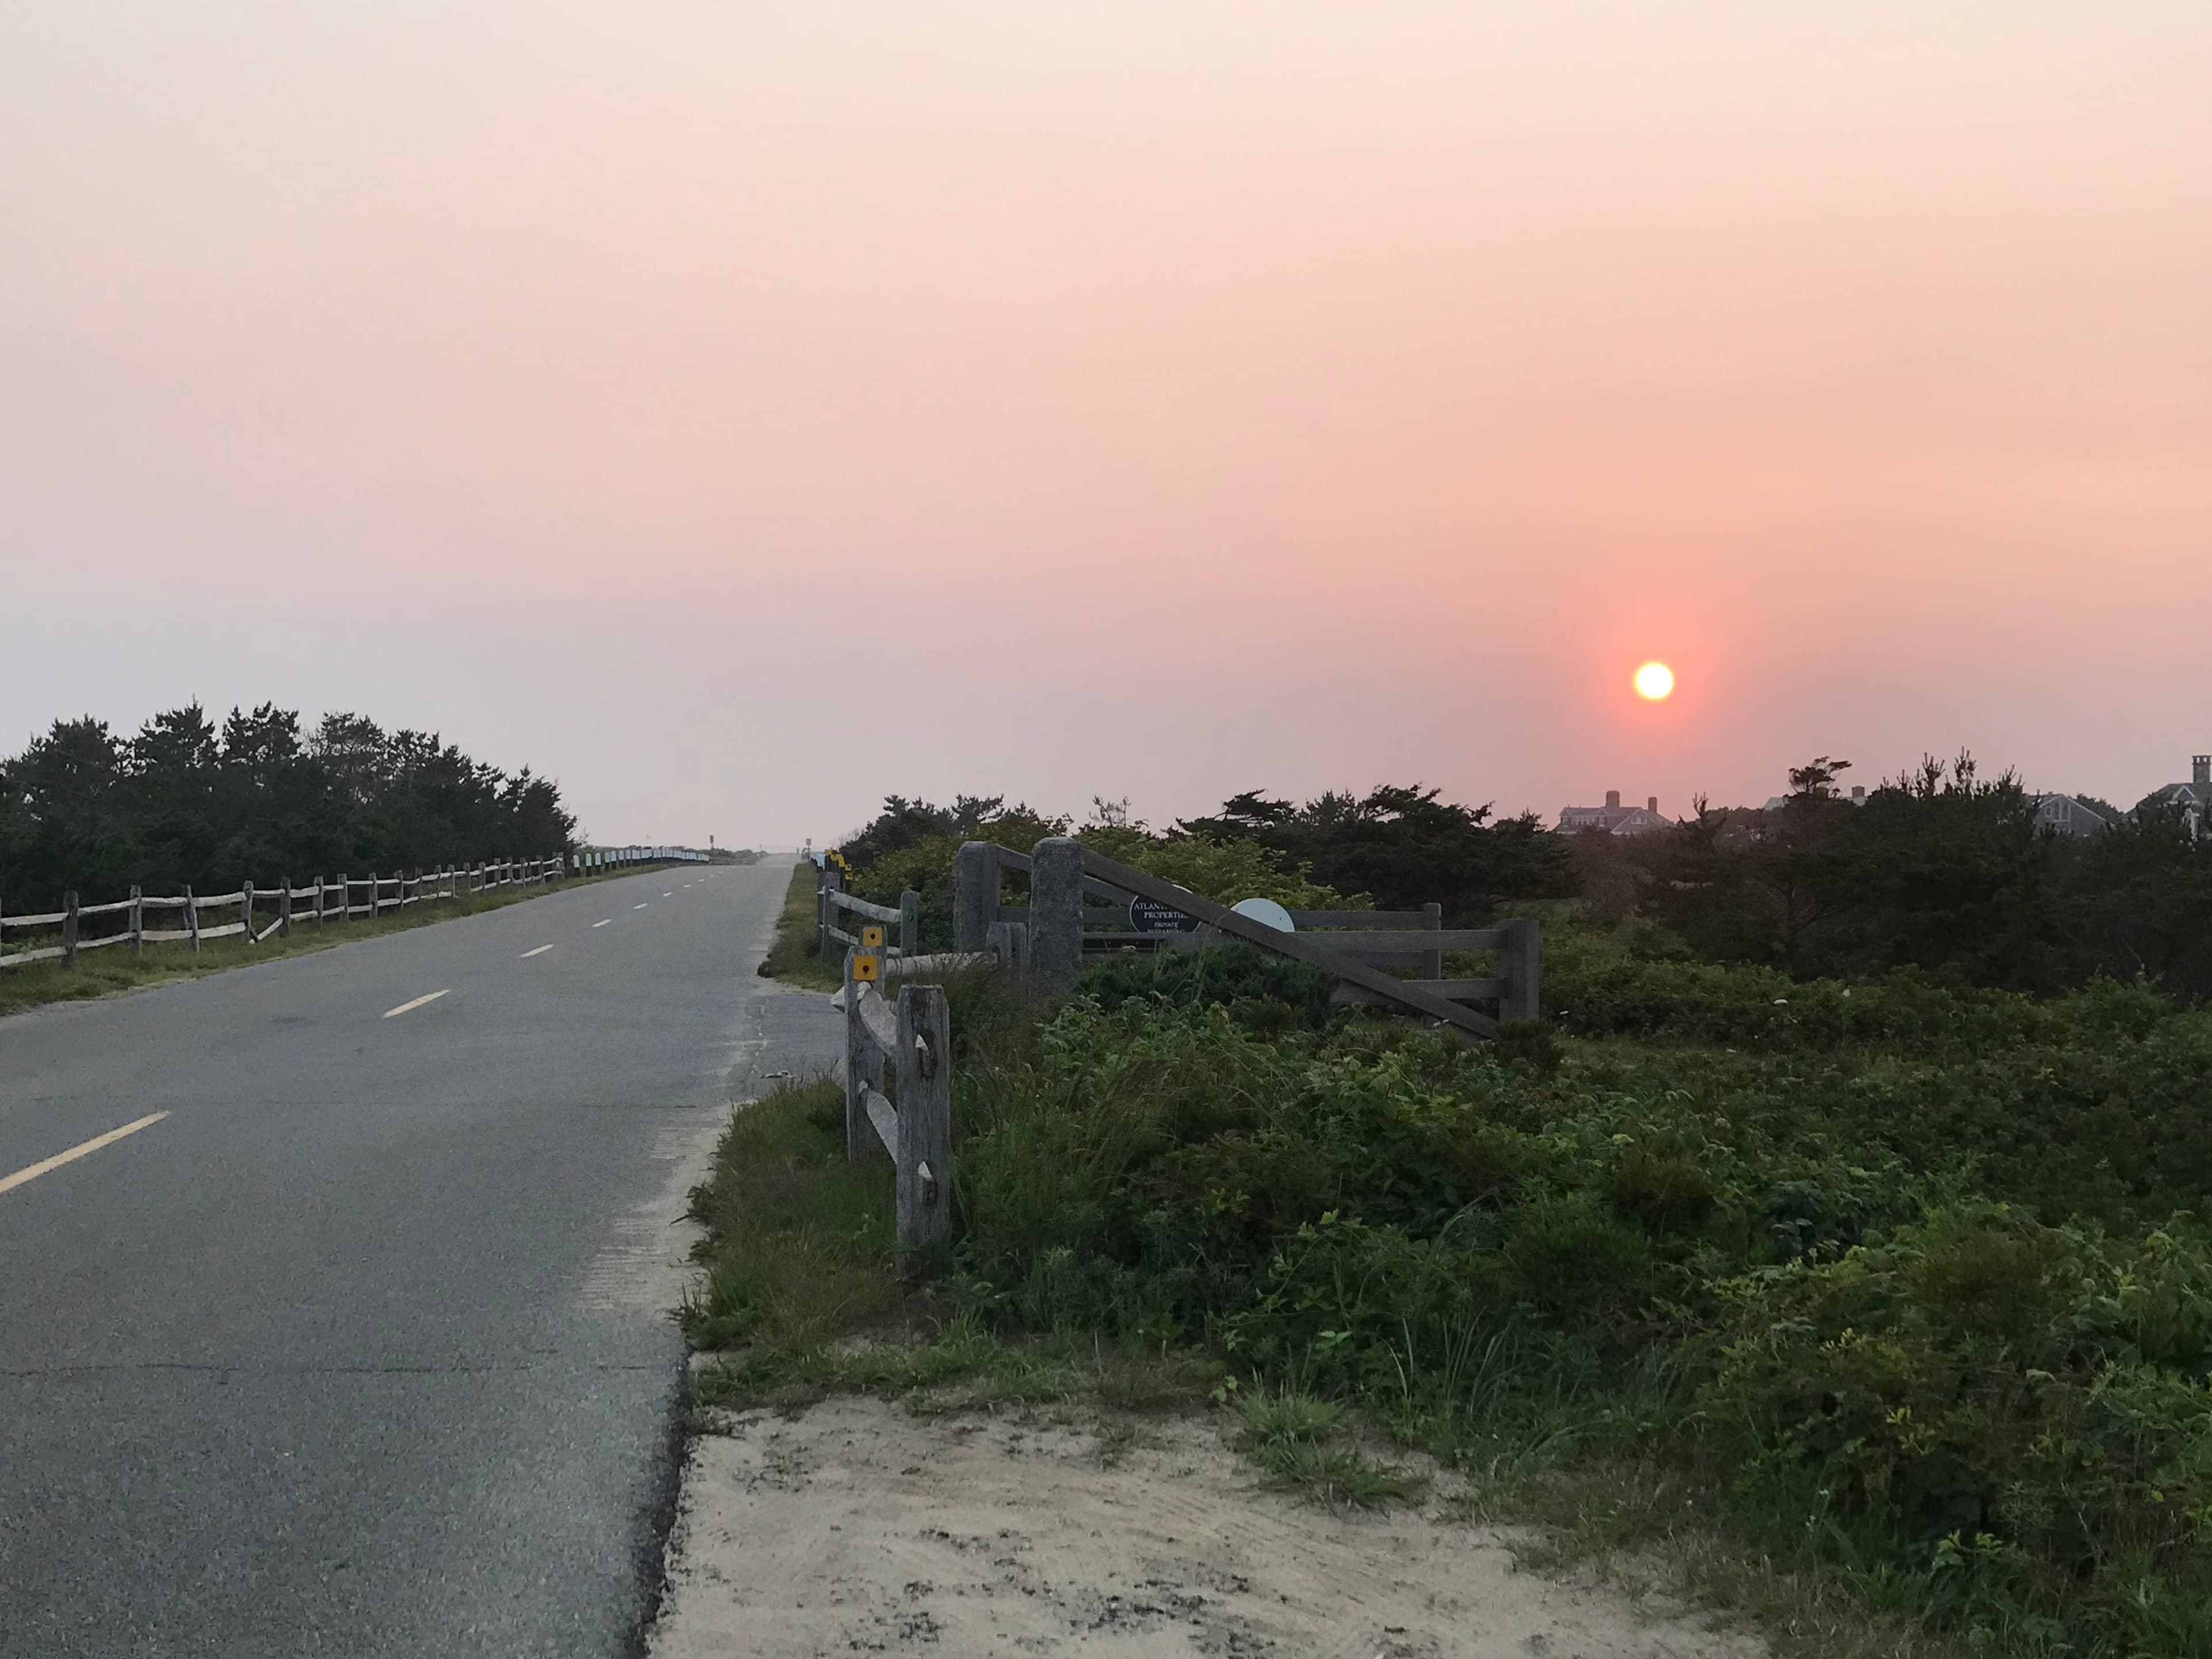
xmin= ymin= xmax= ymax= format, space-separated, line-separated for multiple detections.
xmin=648 ymin=1394 xmax=1763 ymax=1658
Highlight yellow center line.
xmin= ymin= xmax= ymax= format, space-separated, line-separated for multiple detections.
xmin=1 ymin=1113 xmax=170 ymax=1197
xmin=382 ymin=989 xmax=450 ymax=1019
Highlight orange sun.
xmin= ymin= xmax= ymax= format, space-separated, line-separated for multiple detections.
xmin=1633 ymin=661 xmax=1675 ymax=701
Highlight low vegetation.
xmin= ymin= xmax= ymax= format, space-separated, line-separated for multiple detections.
xmin=702 ymin=784 xmax=2212 ymax=1657
xmin=754 ymin=859 xmax=843 ymax=990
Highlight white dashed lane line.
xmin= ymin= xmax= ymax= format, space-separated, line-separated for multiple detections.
xmin=592 ymin=919 xmax=612 ymax=929
xmin=382 ymin=990 xmax=450 ymax=1019
xmin=634 ymin=904 xmax=648 ymax=910
xmin=661 ymin=891 xmax=673 ymax=897
xmin=521 ymin=945 xmax=553 ymax=959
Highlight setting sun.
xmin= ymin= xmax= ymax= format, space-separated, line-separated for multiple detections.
xmin=1634 ymin=661 xmax=1676 ymax=701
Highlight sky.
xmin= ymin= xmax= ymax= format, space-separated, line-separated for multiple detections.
xmin=3 ymin=2 xmax=2207 ymax=847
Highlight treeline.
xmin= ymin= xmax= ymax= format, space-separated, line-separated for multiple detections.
xmin=835 ymin=758 xmax=2212 ymax=999
xmin=832 ymin=786 xmax=1575 ymax=952
xmin=1 ymin=703 xmax=577 ymax=911
xmin=1577 ymin=755 xmax=2212 ymax=999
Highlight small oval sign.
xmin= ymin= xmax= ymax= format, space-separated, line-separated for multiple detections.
xmin=1230 ymin=897 xmax=1296 ymax=932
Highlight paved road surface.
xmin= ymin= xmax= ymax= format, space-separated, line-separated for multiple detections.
xmin=0 ymin=861 xmax=839 ymax=1657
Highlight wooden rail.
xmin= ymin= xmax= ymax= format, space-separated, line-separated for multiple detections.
xmin=0 ymin=849 xmax=706 ymax=972
xmin=837 ymin=948 xmax=952 ymax=1260
xmin=948 ymin=837 xmax=1539 ymax=1040
xmin=815 ymin=868 xmax=920 ymax=959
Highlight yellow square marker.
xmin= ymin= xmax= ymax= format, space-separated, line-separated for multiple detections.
xmin=852 ymin=952 xmax=880 ymax=982
xmin=860 ymin=925 xmax=885 ymax=948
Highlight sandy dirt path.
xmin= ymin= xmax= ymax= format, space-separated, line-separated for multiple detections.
xmin=647 ymin=1396 xmax=1764 ymax=1658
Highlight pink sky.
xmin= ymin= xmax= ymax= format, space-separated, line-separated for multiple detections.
xmin=3 ymin=3 xmax=2207 ymax=846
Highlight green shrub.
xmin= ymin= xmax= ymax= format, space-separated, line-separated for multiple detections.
xmin=934 ymin=927 xmax=2212 ymax=1653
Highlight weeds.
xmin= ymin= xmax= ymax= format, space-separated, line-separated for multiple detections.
xmin=755 ymin=859 xmax=842 ymax=990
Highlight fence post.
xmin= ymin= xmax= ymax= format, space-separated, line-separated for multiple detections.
xmin=1421 ymin=902 xmax=1443 ymax=983
xmin=334 ymin=874 xmax=346 ymax=921
xmin=953 ymin=842 xmax=995 ymax=950
xmin=1500 ymin=918 xmax=1541 ymax=1023
xmin=130 ymin=885 xmax=143 ymax=955
xmin=184 ymin=885 xmax=200 ymax=953
xmin=895 ymin=983 xmax=952 ymax=1257
xmin=62 ymin=891 xmax=79 ymax=968
xmin=242 ymin=882 xmax=255 ymax=944
xmin=843 ymin=949 xmax=885 ymax=1166
xmin=279 ymin=880 xmax=293 ymax=938
xmin=818 ymin=865 xmax=843 ymax=958
xmin=369 ymin=873 xmax=380 ymax=917
xmin=899 ymin=889 xmax=919 ymax=957
xmin=984 ymin=919 xmax=1029 ymax=975
xmin=1029 ymin=837 xmax=1085 ymax=994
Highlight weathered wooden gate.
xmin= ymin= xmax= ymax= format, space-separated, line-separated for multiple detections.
xmin=950 ymin=837 xmax=1537 ymax=1041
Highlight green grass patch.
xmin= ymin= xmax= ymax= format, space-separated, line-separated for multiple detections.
xmin=681 ymin=1072 xmax=1223 ymax=1416
xmin=0 ymin=868 xmax=653 ymax=1019
xmin=681 ymin=1077 xmax=899 ymax=1351
xmin=755 ymin=859 xmax=842 ymax=990
xmin=1235 ymin=1388 xmax=1423 ymax=1507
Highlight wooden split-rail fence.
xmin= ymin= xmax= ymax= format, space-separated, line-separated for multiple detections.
xmin=816 ymin=869 xmax=921 ymax=960
xmin=949 ymin=836 xmax=1540 ymax=1041
xmin=0 ymin=857 xmax=578 ymax=972
xmin=812 ymin=834 xmax=1540 ymax=1255
xmin=838 ymin=939 xmax=951 ymax=1262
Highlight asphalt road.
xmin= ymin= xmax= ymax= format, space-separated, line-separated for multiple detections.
xmin=0 ymin=859 xmax=840 ymax=1657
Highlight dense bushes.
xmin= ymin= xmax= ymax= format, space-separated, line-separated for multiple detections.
xmin=832 ymin=760 xmax=2212 ymax=1003
xmin=941 ymin=940 xmax=2212 ymax=1654
xmin=0 ymin=703 xmax=575 ymax=909
xmin=840 ymin=800 xmax=1365 ymax=952
xmin=1614 ymin=755 xmax=2212 ymax=1001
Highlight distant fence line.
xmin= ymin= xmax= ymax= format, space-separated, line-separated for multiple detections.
xmin=1 ymin=844 xmax=708 ymax=973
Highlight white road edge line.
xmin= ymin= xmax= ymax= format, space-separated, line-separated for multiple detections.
xmin=520 ymin=945 xmax=554 ymax=959
xmin=1 ymin=1113 xmax=170 ymax=1197
xmin=382 ymin=989 xmax=450 ymax=1019
xmin=592 ymin=919 xmax=612 ymax=929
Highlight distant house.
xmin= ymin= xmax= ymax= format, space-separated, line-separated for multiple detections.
xmin=1761 ymin=785 xmax=1868 ymax=812
xmin=2033 ymin=794 xmax=2112 ymax=838
xmin=2137 ymin=755 xmax=2211 ymax=838
xmin=1557 ymin=790 xmax=1671 ymax=837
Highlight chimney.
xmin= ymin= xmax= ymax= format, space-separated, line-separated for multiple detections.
xmin=1605 ymin=790 xmax=1620 ymax=810
xmin=1646 ymin=796 xmax=1658 ymax=814
xmin=2195 ymin=756 xmax=2210 ymax=787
